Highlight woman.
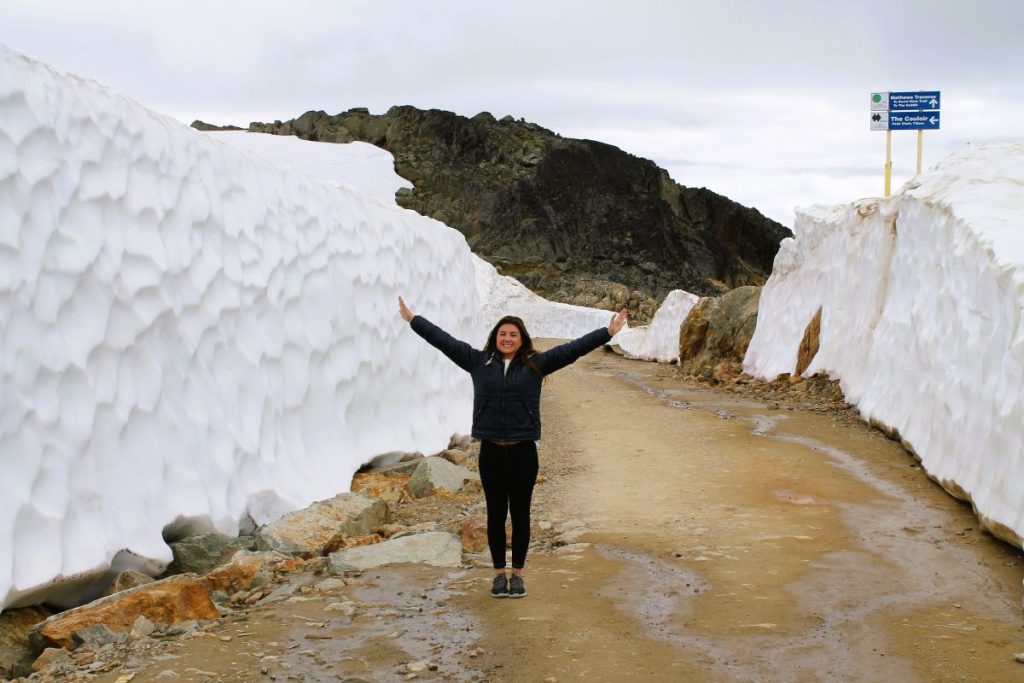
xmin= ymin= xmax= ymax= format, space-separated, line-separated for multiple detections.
xmin=398 ymin=296 xmax=627 ymax=598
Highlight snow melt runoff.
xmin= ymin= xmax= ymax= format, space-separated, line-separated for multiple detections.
xmin=745 ymin=143 xmax=1024 ymax=549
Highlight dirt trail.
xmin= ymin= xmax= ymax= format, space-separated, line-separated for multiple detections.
xmin=465 ymin=348 xmax=1024 ymax=682
xmin=93 ymin=348 xmax=1023 ymax=683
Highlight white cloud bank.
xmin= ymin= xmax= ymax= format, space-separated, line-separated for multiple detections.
xmin=745 ymin=144 xmax=1024 ymax=548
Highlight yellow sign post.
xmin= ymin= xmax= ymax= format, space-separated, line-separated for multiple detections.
xmin=870 ymin=91 xmax=940 ymax=197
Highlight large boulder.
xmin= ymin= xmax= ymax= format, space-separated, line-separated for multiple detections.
xmin=678 ymin=286 xmax=761 ymax=379
xmin=166 ymin=533 xmax=256 ymax=576
xmin=407 ymin=457 xmax=479 ymax=498
xmin=327 ymin=532 xmax=463 ymax=572
xmin=255 ymin=493 xmax=387 ymax=558
xmin=30 ymin=575 xmax=219 ymax=650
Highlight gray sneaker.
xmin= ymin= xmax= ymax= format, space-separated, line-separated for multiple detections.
xmin=508 ymin=574 xmax=526 ymax=598
xmin=490 ymin=575 xmax=509 ymax=598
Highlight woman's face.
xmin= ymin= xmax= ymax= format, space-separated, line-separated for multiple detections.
xmin=496 ymin=323 xmax=523 ymax=359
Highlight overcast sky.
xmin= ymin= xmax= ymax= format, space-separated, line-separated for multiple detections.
xmin=3 ymin=0 xmax=1022 ymax=227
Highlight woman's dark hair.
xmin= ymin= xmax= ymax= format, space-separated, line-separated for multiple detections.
xmin=484 ymin=315 xmax=542 ymax=378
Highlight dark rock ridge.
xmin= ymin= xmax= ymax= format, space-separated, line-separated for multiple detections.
xmin=195 ymin=107 xmax=790 ymax=319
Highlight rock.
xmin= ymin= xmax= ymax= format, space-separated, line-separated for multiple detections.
xmin=255 ymin=493 xmax=388 ymax=557
xmin=678 ymin=286 xmax=761 ymax=379
xmin=447 ymin=434 xmax=473 ymax=449
xmin=314 ymin=578 xmax=346 ymax=592
xmin=72 ymin=623 xmax=124 ymax=648
xmin=362 ymin=451 xmax=423 ymax=471
xmin=408 ymin=457 xmax=479 ymax=498
xmin=190 ymin=120 xmax=243 ymax=132
xmin=406 ymin=659 xmax=432 ymax=673
xmin=31 ymin=647 xmax=72 ymax=674
xmin=438 ymin=448 xmax=470 ymax=467
xmin=324 ymin=601 xmax=358 ymax=616
xmin=0 ymin=606 xmax=52 ymax=679
xmin=350 ymin=472 xmax=412 ymax=503
xmin=1014 ymin=652 xmax=1024 ymax=663
xmin=204 ymin=550 xmax=301 ymax=595
xmin=327 ymin=532 xmax=463 ymax=572
xmin=166 ymin=533 xmax=253 ymax=576
xmin=795 ymin=307 xmax=822 ymax=376
xmin=31 ymin=575 xmax=219 ymax=650
xmin=129 ymin=615 xmax=157 ymax=639
xmin=101 ymin=570 xmax=155 ymax=597
xmin=459 ymin=515 xmax=489 ymax=553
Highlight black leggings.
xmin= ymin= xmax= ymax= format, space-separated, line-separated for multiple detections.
xmin=478 ymin=440 xmax=539 ymax=569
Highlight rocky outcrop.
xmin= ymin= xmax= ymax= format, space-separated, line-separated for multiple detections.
xmin=191 ymin=119 xmax=243 ymax=131
xmin=678 ymin=286 xmax=761 ymax=380
xmin=225 ymin=107 xmax=790 ymax=319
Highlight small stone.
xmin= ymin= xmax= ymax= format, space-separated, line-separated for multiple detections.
xmin=156 ymin=671 xmax=180 ymax=679
xmin=406 ymin=659 xmax=430 ymax=673
xmin=325 ymin=601 xmax=358 ymax=616
xmin=129 ymin=615 xmax=157 ymax=639
xmin=1015 ymin=652 xmax=1024 ymax=663
xmin=315 ymin=578 xmax=346 ymax=592
xmin=220 ymin=635 xmax=233 ymax=642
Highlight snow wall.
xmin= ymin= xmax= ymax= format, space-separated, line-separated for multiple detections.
xmin=745 ymin=144 xmax=1024 ymax=549
xmin=611 ymin=289 xmax=699 ymax=363
xmin=0 ymin=47 xmax=622 ymax=610
xmin=0 ymin=45 xmax=491 ymax=610
xmin=208 ymin=131 xmax=621 ymax=345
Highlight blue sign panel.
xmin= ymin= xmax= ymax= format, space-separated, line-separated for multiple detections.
xmin=889 ymin=91 xmax=940 ymax=111
xmin=889 ymin=111 xmax=941 ymax=130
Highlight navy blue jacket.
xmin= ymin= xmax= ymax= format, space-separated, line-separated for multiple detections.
xmin=410 ymin=316 xmax=612 ymax=441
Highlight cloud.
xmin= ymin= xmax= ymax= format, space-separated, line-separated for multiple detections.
xmin=1 ymin=0 xmax=1022 ymax=227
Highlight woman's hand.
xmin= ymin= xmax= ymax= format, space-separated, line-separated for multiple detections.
xmin=398 ymin=296 xmax=414 ymax=323
xmin=608 ymin=308 xmax=628 ymax=336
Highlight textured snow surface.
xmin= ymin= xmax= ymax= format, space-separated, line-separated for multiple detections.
xmin=611 ymin=289 xmax=699 ymax=362
xmin=473 ymin=258 xmax=619 ymax=340
xmin=745 ymin=143 xmax=1024 ymax=548
xmin=210 ymin=132 xmax=620 ymax=344
xmin=206 ymin=132 xmax=412 ymax=207
xmin=0 ymin=45 xmax=484 ymax=609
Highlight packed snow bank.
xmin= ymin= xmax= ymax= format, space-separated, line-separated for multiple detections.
xmin=209 ymin=131 xmax=620 ymax=343
xmin=611 ymin=290 xmax=699 ymax=362
xmin=206 ymin=131 xmax=412 ymax=207
xmin=473 ymin=259 xmax=618 ymax=339
xmin=0 ymin=45 xmax=484 ymax=609
xmin=745 ymin=144 xmax=1024 ymax=548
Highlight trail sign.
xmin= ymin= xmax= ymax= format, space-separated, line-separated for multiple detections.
xmin=870 ymin=91 xmax=941 ymax=112
xmin=869 ymin=89 xmax=942 ymax=195
xmin=888 ymin=111 xmax=940 ymax=130
xmin=888 ymin=91 xmax=940 ymax=111
xmin=870 ymin=110 xmax=941 ymax=131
